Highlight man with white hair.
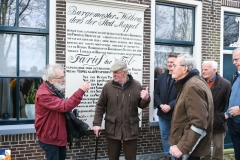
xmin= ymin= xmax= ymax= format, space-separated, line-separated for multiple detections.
xmin=34 ymin=64 xmax=90 ymax=160
xmin=169 ymin=54 xmax=213 ymax=160
xmin=201 ymin=61 xmax=231 ymax=160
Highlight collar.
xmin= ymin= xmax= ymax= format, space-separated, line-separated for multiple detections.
xmin=205 ymin=74 xmax=216 ymax=83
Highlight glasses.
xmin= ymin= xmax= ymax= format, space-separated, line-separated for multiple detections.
xmin=232 ymin=58 xmax=240 ymax=62
xmin=53 ymin=76 xmax=65 ymax=80
xmin=172 ymin=64 xmax=186 ymax=68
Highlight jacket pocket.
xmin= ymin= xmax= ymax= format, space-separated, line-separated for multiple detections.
xmin=130 ymin=117 xmax=140 ymax=136
xmin=105 ymin=115 xmax=116 ymax=135
xmin=46 ymin=121 xmax=57 ymax=140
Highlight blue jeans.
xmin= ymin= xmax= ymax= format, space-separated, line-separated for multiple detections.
xmin=39 ymin=140 xmax=66 ymax=160
xmin=158 ymin=116 xmax=171 ymax=157
xmin=227 ymin=118 xmax=240 ymax=160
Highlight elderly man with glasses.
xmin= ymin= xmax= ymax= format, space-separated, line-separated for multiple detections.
xmin=225 ymin=48 xmax=240 ymax=160
xmin=169 ymin=54 xmax=213 ymax=160
xmin=35 ymin=64 xmax=90 ymax=160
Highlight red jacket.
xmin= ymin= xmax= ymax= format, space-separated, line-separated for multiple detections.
xmin=34 ymin=81 xmax=85 ymax=146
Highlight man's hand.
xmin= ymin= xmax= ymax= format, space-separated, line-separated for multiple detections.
xmin=170 ymin=145 xmax=183 ymax=158
xmin=160 ymin=104 xmax=171 ymax=113
xmin=80 ymin=81 xmax=90 ymax=92
xmin=229 ymin=106 xmax=240 ymax=117
xmin=92 ymin=126 xmax=102 ymax=137
xmin=140 ymin=86 xmax=149 ymax=100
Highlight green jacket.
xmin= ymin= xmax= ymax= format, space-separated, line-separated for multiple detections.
xmin=93 ymin=74 xmax=150 ymax=140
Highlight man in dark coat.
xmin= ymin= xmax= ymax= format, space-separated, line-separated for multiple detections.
xmin=92 ymin=61 xmax=150 ymax=160
xmin=154 ymin=54 xmax=177 ymax=160
xmin=201 ymin=61 xmax=231 ymax=160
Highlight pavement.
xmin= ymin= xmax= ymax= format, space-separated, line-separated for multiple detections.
xmin=97 ymin=149 xmax=236 ymax=160
xmin=223 ymin=148 xmax=235 ymax=160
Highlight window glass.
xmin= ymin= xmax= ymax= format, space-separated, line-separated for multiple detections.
xmin=224 ymin=13 xmax=239 ymax=47
xmin=153 ymin=3 xmax=194 ymax=122
xmin=0 ymin=1 xmax=16 ymax=26
xmin=19 ymin=0 xmax=46 ymax=28
xmin=155 ymin=5 xmax=174 ymax=40
xmin=19 ymin=35 xmax=46 ymax=77
xmin=0 ymin=34 xmax=17 ymax=76
xmin=155 ymin=45 xmax=191 ymax=69
xmin=155 ymin=4 xmax=193 ymax=42
xmin=0 ymin=78 xmax=14 ymax=120
xmin=175 ymin=8 xmax=193 ymax=41
xmin=19 ymin=78 xmax=42 ymax=119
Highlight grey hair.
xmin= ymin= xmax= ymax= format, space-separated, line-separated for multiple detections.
xmin=178 ymin=54 xmax=197 ymax=72
xmin=202 ymin=61 xmax=218 ymax=70
xmin=232 ymin=48 xmax=240 ymax=54
xmin=42 ymin=64 xmax=64 ymax=81
xmin=122 ymin=68 xmax=128 ymax=72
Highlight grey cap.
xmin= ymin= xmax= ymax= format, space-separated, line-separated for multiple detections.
xmin=109 ymin=61 xmax=127 ymax=72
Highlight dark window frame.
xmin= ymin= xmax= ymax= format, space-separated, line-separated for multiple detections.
xmin=0 ymin=0 xmax=49 ymax=125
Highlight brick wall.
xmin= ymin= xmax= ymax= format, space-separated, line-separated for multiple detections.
xmin=201 ymin=0 xmax=222 ymax=65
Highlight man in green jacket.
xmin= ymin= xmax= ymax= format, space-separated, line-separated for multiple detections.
xmin=92 ymin=61 xmax=150 ymax=160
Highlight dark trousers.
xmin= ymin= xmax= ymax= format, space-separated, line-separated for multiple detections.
xmin=107 ymin=138 xmax=137 ymax=160
xmin=38 ymin=140 xmax=66 ymax=160
xmin=227 ymin=118 xmax=240 ymax=160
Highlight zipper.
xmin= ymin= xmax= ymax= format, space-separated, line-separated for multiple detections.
xmin=116 ymin=92 xmax=118 ymax=107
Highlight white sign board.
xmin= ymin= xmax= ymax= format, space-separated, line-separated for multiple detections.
xmin=65 ymin=1 xmax=145 ymax=128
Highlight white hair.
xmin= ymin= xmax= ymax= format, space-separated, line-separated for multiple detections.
xmin=42 ymin=64 xmax=64 ymax=81
xmin=202 ymin=61 xmax=218 ymax=70
xmin=233 ymin=48 xmax=240 ymax=54
xmin=177 ymin=54 xmax=197 ymax=72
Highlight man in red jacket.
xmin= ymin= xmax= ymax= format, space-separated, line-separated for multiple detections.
xmin=34 ymin=64 xmax=90 ymax=160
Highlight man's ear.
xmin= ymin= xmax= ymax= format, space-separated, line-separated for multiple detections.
xmin=184 ymin=66 xmax=188 ymax=74
xmin=48 ymin=79 xmax=54 ymax=84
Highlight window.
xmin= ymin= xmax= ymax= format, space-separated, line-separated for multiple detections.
xmin=224 ymin=12 xmax=240 ymax=50
xmin=0 ymin=0 xmax=49 ymax=125
xmin=153 ymin=2 xmax=194 ymax=122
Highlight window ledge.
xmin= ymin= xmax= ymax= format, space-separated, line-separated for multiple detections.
xmin=149 ymin=121 xmax=159 ymax=126
xmin=0 ymin=124 xmax=36 ymax=135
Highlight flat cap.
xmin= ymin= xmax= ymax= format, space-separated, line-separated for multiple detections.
xmin=109 ymin=61 xmax=127 ymax=72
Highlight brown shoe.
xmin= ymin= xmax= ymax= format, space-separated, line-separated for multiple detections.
xmin=164 ymin=156 xmax=171 ymax=160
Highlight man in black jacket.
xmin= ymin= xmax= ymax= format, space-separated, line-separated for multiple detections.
xmin=201 ymin=61 xmax=231 ymax=160
xmin=154 ymin=54 xmax=177 ymax=160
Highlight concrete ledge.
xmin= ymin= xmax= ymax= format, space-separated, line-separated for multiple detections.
xmin=0 ymin=124 xmax=36 ymax=135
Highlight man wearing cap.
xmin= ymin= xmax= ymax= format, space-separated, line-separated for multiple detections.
xmin=92 ymin=61 xmax=150 ymax=160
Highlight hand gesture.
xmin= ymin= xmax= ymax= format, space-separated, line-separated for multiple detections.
xmin=80 ymin=81 xmax=90 ymax=92
xmin=140 ymin=86 xmax=149 ymax=101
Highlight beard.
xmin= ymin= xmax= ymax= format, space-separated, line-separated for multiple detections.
xmin=53 ymin=81 xmax=65 ymax=91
